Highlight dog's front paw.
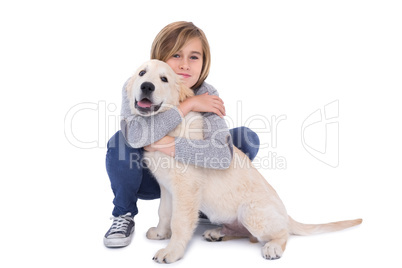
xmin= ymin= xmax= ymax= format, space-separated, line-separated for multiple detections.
xmin=203 ymin=227 xmax=224 ymax=242
xmin=146 ymin=227 xmax=171 ymax=240
xmin=262 ymin=241 xmax=283 ymax=260
xmin=152 ymin=246 xmax=184 ymax=264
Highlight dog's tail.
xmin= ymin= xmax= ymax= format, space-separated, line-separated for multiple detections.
xmin=288 ymin=216 xmax=362 ymax=236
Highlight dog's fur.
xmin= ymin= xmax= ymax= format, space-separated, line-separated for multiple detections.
xmin=126 ymin=60 xmax=362 ymax=263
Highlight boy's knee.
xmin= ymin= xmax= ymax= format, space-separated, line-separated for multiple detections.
xmin=238 ymin=127 xmax=259 ymax=147
xmin=107 ymin=131 xmax=126 ymax=149
xmin=245 ymin=127 xmax=260 ymax=147
xmin=106 ymin=131 xmax=143 ymax=167
xmin=240 ymin=127 xmax=260 ymax=161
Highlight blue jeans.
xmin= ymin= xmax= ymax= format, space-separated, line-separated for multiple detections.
xmin=105 ymin=127 xmax=260 ymax=217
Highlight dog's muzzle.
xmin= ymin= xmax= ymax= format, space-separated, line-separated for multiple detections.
xmin=135 ymin=82 xmax=163 ymax=114
xmin=141 ymin=82 xmax=155 ymax=94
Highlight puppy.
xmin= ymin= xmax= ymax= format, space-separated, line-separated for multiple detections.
xmin=125 ymin=60 xmax=362 ymax=263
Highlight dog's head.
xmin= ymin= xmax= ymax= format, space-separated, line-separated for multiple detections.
xmin=126 ymin=60 xmax=194 ymax=116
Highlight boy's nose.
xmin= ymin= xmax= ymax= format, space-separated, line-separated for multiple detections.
xmin=179 ymin=59 xmax=190 ymax=70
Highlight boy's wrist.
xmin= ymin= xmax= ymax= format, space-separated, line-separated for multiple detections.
xmin=178 ymin=98 xmax=193 ymax=117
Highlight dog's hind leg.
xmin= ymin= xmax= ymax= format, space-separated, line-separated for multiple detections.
xmin=203 ymin=222 xmax=258 ymax=242
xmin=240 ymin=206 xmax=289 ymax=260
xmin=203 ymin=227 xmax=225 ymax=242
xmin=260 ymin=229 xmax=289 ymax=260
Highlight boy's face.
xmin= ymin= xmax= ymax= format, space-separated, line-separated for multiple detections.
xmin=166 ymin=38 xmax=203 ymax=89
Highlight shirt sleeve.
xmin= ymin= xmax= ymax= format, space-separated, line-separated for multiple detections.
xmin=174 ymin=83 xmax=234 ymax=170
xmin=120 ymin=80 xmax=183 ymax=148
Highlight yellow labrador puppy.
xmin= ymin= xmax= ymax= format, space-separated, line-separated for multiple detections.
xmin=125 ymin=60 xmax=362 ymax=263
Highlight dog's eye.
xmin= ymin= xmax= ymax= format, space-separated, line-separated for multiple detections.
xmin=139 ymin=70 xmax=146 ymax=76
xmin=161 ymin=76 xmax=168 ymax=83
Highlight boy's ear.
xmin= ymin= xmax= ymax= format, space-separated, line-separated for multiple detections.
xmin=178 ymin=82 xmax=194 ymax=102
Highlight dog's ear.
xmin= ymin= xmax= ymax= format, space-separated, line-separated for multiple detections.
xmin=125 ymin=75 xmax=135 ymax=94
xmin=125 ymin=75 xmax=136 ymax=112
xmin=178 ymin=82 xmax=194 ymax=102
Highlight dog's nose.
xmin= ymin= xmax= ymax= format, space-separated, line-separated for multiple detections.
xmin=141 ymin=82 xmax=155 ymax=93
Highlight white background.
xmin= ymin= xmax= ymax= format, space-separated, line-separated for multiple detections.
xmin=1 ymin=0 xmax=401 ymax=267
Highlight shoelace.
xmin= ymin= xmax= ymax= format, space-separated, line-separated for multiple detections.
xmin=109 ymin=213 xmax=133 ymax=234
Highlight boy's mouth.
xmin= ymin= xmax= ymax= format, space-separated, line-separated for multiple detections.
xmin=178 ymin=73 xmax=191 ymax=78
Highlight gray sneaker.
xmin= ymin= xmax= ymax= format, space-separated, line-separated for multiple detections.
xmin=104 ymin=213 xmax=135 ymax=248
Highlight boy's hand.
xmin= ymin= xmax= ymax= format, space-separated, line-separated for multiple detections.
xmin=144 ymin=136 xmax=175 ymax=157
xmin=178 ymin=93 xmax=226 ymax=118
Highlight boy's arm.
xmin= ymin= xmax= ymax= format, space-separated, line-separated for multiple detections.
xmin=174 ymin=84 xmax=233 ymax=170
xmin=120 ymin=81 xmax=183 ymax=148
xmin=174 ymin=111 xmax=233 ymax=170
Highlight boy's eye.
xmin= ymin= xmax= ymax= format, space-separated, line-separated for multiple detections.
xmin=139 ymin=70 xmax=146 ymax=76
xmin=161 ymin=77 xmax=168 ymax=83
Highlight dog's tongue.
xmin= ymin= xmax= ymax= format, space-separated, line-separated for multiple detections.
xmin=138 ymin=99 xmax=152 ymax=108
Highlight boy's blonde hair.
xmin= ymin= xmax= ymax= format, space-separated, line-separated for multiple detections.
xmin=151 ymin=21 xmax=211 ymax=89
